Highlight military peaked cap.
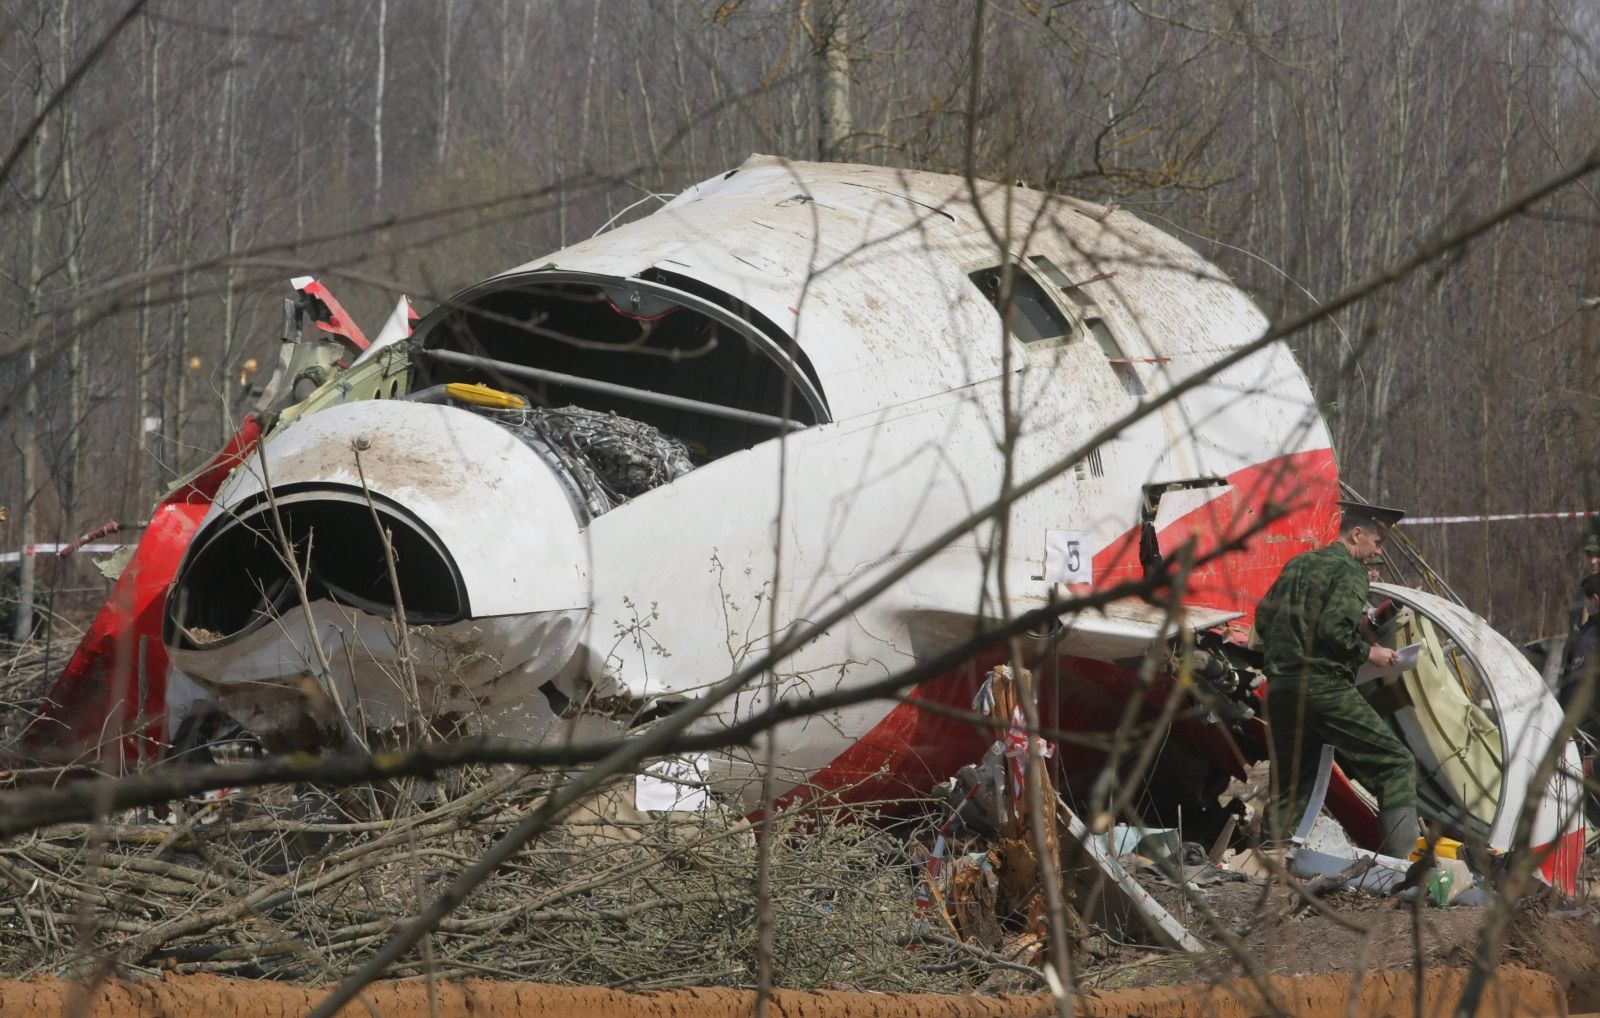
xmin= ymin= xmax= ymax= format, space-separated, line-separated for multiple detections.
xmin=1336 ymin=499 xmax=1406 ymax=530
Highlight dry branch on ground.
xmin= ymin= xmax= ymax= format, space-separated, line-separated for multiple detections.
xmin=0 ymin=772 xmax=995 ymax=993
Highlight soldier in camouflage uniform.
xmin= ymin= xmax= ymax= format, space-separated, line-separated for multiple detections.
xmin=1559 ymin=573 xmax=1600 ymax=711
xmin=1256 ymin=500 xmax=1418 ymax=857
xmin=1569 ymin=535 xmax=1600 ymax=631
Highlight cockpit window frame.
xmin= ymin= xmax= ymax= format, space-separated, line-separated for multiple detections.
xmin=966 ymin=258 xmax=1081 ymax=348
xmin=410 ymin=268 xmax=833 ymax=430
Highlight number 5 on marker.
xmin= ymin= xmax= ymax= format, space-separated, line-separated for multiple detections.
xmin=1044 ymin=529 xmax=1093 ymax=585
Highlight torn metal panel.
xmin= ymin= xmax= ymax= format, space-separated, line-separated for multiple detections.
xmin=925 ymin=667 xmax=1200 ymax=959
xmin=168 ymin=602 xmax=586 ymax=748
xmin=1053 ymin=598 xmax=1242 ymax=663
xmin=290 ymin=275 xmax=369 ymax=354
xmin=351 ymin=294 xmax=418 ymax=368
xmin=1057 ymin=796 xmax=1205 ymax=953
xmin=1288 ymin=745 xmax=1340 ymax=847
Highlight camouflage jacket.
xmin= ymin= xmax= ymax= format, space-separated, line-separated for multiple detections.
xmin=1561 ymin=617 xmax=1597 ymax=699
xmin=1254 ymin=542 xmax=1370 ymax=686
xmin=1571 ymin=580 xmax=1592 ymax=632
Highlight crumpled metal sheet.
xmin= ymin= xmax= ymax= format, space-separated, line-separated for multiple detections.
xmin=502 ymin=406 xmax=695 ymax=505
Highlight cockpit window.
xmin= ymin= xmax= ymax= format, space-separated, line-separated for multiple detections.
xmin=411 ymin=271 xmax=828 ymax=463
xmin=968 ymin=261 xmax=1074 ymax=345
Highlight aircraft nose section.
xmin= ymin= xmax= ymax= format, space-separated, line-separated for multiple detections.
xmin=167 ymin=489 xmax=467 ymax=647
xmin=159 ymin=400 xmax=594 ymax=749
xmin=167 ymin=399 xmax=592 ymax=649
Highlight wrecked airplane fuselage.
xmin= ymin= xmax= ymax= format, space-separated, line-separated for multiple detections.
xmin=164 ymin=399 xmax=592 ymax=747
xmin=26 ymin=156 xmax=1585 ymax=891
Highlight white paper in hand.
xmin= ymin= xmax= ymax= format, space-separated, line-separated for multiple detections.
xmin=1393 ymin=642 xmax=1422 ymax=672
xmin=1355 ymin=641 xmax=1423 ymax=685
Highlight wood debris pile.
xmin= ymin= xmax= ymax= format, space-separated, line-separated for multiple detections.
xmin=0 ymin=769 xmax=991 ymax=991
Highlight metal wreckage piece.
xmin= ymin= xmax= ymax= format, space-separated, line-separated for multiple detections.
xmin=18 ymin=157 xmax=1585 ymax=918
xmin=519 ymin=406 xmax=696 ymax=503
xmin=920 ymin=666 xmax=1204 ymax=957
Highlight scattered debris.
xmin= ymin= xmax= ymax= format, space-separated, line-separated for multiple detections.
xmin=1220 ymin=846 xmax=1282 ymax=881
xmin=519 ymin=405 xmax=696 ymax=502
xmin=923 ymin=665 xmax=1202 ymax=959
xmin=1282 ymin=746 xmax=1484 ymax=907
xmin=634 ymin=754 xmax=711 ymax=812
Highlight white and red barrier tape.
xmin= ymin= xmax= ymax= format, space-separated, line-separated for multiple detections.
xmin=0 ymin=543 xmax=125 ymax=565
xmin=1404 ymin=510 xmax=1599 ymax=526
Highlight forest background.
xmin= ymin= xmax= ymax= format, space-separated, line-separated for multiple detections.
xmin=2 ymin=0 xmax=1598 ymax=642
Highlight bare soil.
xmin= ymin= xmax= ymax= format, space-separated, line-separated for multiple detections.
xmin=1078 ymin=874 xmax=1600 ymax=1009
xmin=0 ymin=967 xmax=1567 ymax=1018
xmin=1084 ymin=879 xmax=1488 ymax=987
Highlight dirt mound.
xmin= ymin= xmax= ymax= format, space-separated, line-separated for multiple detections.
xmin=0 ymin=967 xmax=1564 ymax=1018
xmin=1504 ymin=899 xmax=1600 ymax=1011
xmin=1081 ymin=967 xmax=1562 ymax=1017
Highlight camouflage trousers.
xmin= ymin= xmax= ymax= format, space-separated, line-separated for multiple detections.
xmin=1266 ymin=675 xmax=1417 ymax=839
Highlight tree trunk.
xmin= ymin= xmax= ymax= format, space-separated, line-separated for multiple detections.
xmin=1477 ymin=21 xmax=1518 ymax=617
xmin=815 ymin=0 xmax=851 ymax=161
xmin=373 ymin=0 xmax=386 ymax=207
xmin=57 ymin=0 xmax=85 ymax=518
xmin=436 ymin=0 xmax=454 ymax=167
xmin=171 ymin=261 xmax=192 ymax=474
xmin=219 ymin=7 xmax=241 ymax=443
xmin=128 ymin=16 xmax=162 ymax=517
xmin=1364 ymin=0 xmax=1415 ymax=498
xmin=14 ymin=48 xmax=47 ymax=642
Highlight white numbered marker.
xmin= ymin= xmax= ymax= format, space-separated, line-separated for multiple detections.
xmin=1045 ymin=529 xmax=1093 ymax=584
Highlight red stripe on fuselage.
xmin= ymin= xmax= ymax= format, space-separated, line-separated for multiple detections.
xmin=20 ymin=417 xmax=263 ymax=769
xmin=778 ymin=447 xmax=1340 ymax=810
xmin=1537 ymin=825 xmax=1583 ymax=895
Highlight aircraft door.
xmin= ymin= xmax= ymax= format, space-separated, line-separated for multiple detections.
xmin=1357 ymin=584 xmax=1583 ymax=865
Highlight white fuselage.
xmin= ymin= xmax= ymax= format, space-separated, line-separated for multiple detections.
xmin=173 ymin=157 xmax=1339 ymax=802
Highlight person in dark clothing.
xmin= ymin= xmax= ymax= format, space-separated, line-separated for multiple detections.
xmin=1569 ymin=535 xmax=1600 ymax=631
xmin=1256 ymin=500 xmax=1417 ymax=857
xmin=1559 ymin=574 xmax=1600 ymax=711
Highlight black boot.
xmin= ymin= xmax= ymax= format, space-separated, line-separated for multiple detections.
xmin=1378 ymin=806 xmax=1418 ymax=859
